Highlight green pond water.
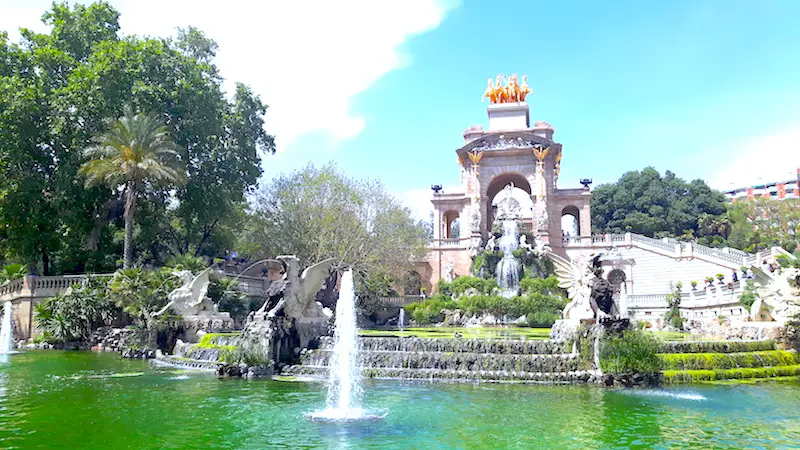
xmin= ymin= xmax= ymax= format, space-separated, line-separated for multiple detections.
xmin=1 ymin=351 xmax=799 ymax=449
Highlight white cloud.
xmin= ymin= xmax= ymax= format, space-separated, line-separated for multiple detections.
xmin=0 ymin=0 xmax=457 ymax=150
xmin=709 ymin=127 xmax=800 ymax=190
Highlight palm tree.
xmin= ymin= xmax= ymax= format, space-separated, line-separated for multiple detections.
xmin=79 ymin=106 xmax=185 ymax=269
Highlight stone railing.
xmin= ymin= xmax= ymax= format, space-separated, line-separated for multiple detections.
xmin=228 ymin=275 xmax=269 ymax=297
xmin=0 ymin=278 xmax=25 ymax=300
xmin=627 ymin=282 xmax=744 ymax=310
xmin=379 ymin=295 xmax=425 ymax=307
xmin=563 ymin=232 xmax=756 ymax=269
xmin=429 ymin=237 xmax=472 ymax=249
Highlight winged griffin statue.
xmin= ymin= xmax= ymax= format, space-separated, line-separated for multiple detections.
xmin=152 ymin=267 xmax=217 ymax=317
xmin=547 ymin=252 xmax=606 ymax=320
xmin=256 ymin=255 xmax=335 ymax=320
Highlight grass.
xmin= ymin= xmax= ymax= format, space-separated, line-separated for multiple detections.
xmin=651 ymin=331 xmax=692 ymax=341
xmin=358 ymin=327 xmax=551 ymax=340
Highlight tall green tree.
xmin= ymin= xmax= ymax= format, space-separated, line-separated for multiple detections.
xmin=0 ymin=3 xmax=273 ymax=274
xmin=727 ymin=197 xmax=800 ymax=252
xmin=591 ymin=167 xmax=727 ymax=241
xmin=242 ymin=163 xmax=428 ymax=289
xmin=79 ymin=106 xmax=185 ymax=268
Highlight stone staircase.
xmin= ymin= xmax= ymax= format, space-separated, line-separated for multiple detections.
xmin=283 ymin=337 xmax=593 ymax=383
xmin=154 ymin=333 xmax=240 ymax=371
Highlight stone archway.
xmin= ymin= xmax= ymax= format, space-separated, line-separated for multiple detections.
xmin=485 ymin=173 xmax=532 ymax=232
xmin=403 ymin=271 xmax=422 ymax=295
xmin=561 ymin=205 xmax=580 ymax=240
xmin=442 ymin=210 xmax=460 ymax=239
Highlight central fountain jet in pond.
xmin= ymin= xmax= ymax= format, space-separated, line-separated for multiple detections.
xmin=308 ymin=269 xmax=385 ymax=422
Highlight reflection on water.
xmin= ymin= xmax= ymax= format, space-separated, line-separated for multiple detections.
xmin=0 ymin=351 xmax=798 ymax=449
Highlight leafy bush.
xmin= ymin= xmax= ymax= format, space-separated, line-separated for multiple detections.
xmin=519 ymin=276 xmax=562 ymax=296
xmin=0 ymin=264 xmax=27 ymax=284
xmin=526 ymin=311 xmax=559 ymax=327
xmin=739 ymin=280 xmax=759 ymax=310
xmin=405 ymin=294 xmax=457 ymax=324
xmin=599 ymin=329 xmax=661 ymax=374
xmin=165 ymin=255 xmax=208 ymax=273
xmin=35 ymin=278 xmax=119 ymax=343
xmin=471 ymin=251 xmax=503 ymax=278
xmin=208 ymin=277 xmax=249 ymax=324
xmin=439 ymin=276 xmax=497 ymax=297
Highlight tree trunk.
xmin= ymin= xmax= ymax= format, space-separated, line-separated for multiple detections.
xmin=41 ymin=246 xmax=50 ymax=276
xmin=123 ymin=180 xmax=138 ymax=269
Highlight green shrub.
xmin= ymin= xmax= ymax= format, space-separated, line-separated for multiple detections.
xmin=405 ymin=294 xmax=457 ymax=324
xmin=441 ymin=276 xmax=498 ymax=297
xmin=526 ymin=311 xmax=559 ymax=327
xmin=0 ymin=264 xmax=27 ymax=284
xmin=35 ymin=278 xmax=119 ymax=343
xmin=739 ymin=280 xmax=759 ymax=310
xmin=600 ymin=329 xmax=661 ymax=374
xmin=663 ymin=364 xmax=800 ymax=384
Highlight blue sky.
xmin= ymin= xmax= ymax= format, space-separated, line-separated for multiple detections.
xmin=4 ymin=0 xmax=800 ymax=217
xmin=272 ymin=1 xmax=800 ymax=215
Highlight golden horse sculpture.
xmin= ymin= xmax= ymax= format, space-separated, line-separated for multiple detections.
xmin=483 ymin=73 xmax=532 ymax=104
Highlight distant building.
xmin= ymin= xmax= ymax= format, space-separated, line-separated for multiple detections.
xmin=723 ymin=169 xmax=800 ymax=202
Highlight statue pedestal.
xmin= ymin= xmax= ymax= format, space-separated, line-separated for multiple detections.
xmin=550 ymin=319 xmax=581 ymax=341
xmin=295 ymin=317 xmax=329 ymax=349
xmin=182 ymin=313 xmax=234 ymax=342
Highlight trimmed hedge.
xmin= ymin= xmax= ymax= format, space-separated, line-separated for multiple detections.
xmin=663 ymin=364 xmax=800 ymax=384
xmin=659 ymin=351 xmax=799 ymax=371
xmin=659 ymin=340 xmax=776 ymax=354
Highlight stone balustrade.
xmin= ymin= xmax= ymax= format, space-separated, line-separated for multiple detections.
xmin=563 ymin=232 xmax=761 ymax=270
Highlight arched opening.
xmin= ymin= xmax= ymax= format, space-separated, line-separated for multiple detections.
xmin=442 ymin=210 xmax=460 ymax=239
xmin=607 ymin=269 xmax=626 ymax=296
xmin=485 ymin=173 xmax=532 ymax=231
xmin=561 ymin=205 xmax=580 ymax=240
xmin=403 ymin=271 xmax=422 ymax=295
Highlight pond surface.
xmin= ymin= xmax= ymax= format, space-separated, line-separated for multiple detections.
xmin=0 ymin=351 xmax=799 ymax=449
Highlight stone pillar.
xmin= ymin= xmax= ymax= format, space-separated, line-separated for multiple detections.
xmin=580 ymin=203 xmax=591 ymax=237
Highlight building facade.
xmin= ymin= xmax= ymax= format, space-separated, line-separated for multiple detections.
xmin=723 ymin=169 xmax=800 ymax=202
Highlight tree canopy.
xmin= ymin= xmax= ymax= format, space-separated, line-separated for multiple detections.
xmin=0 ymin=2 xmax=273 ymax=274
xmin=241 ymin=163 xmax=428 ymax=288
xmin=590 ymin=167 xmax=727 ymax=242
xmin=727 ymin=197 xmax=800 ymax=252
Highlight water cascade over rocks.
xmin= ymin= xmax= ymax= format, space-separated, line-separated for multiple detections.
xmin=287 ymin=337 xmax=590 ymax=383
xmin=496 ymin=220 xmax=521 ymax=297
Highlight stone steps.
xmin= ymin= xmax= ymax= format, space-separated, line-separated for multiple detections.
xmin=153 ymin=354 xmax=219 ymax=372
xmin=283 ymin=365 xmax=593 ymax=383
xmin=318 ymin=337 xmax=568 ymax=355
xmin=302 ymin=349 xmax=580 ymax=372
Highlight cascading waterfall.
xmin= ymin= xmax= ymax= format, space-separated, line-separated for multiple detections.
xmin=308 ymin=270 xmax=384 ymax=421
xmin=496 ymin=220 xmax=521 ymax=297
xmin=0 ymin=301 xmax=14 ymax=354
xmin=398 ymin=308 xmax=405 ymax=332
